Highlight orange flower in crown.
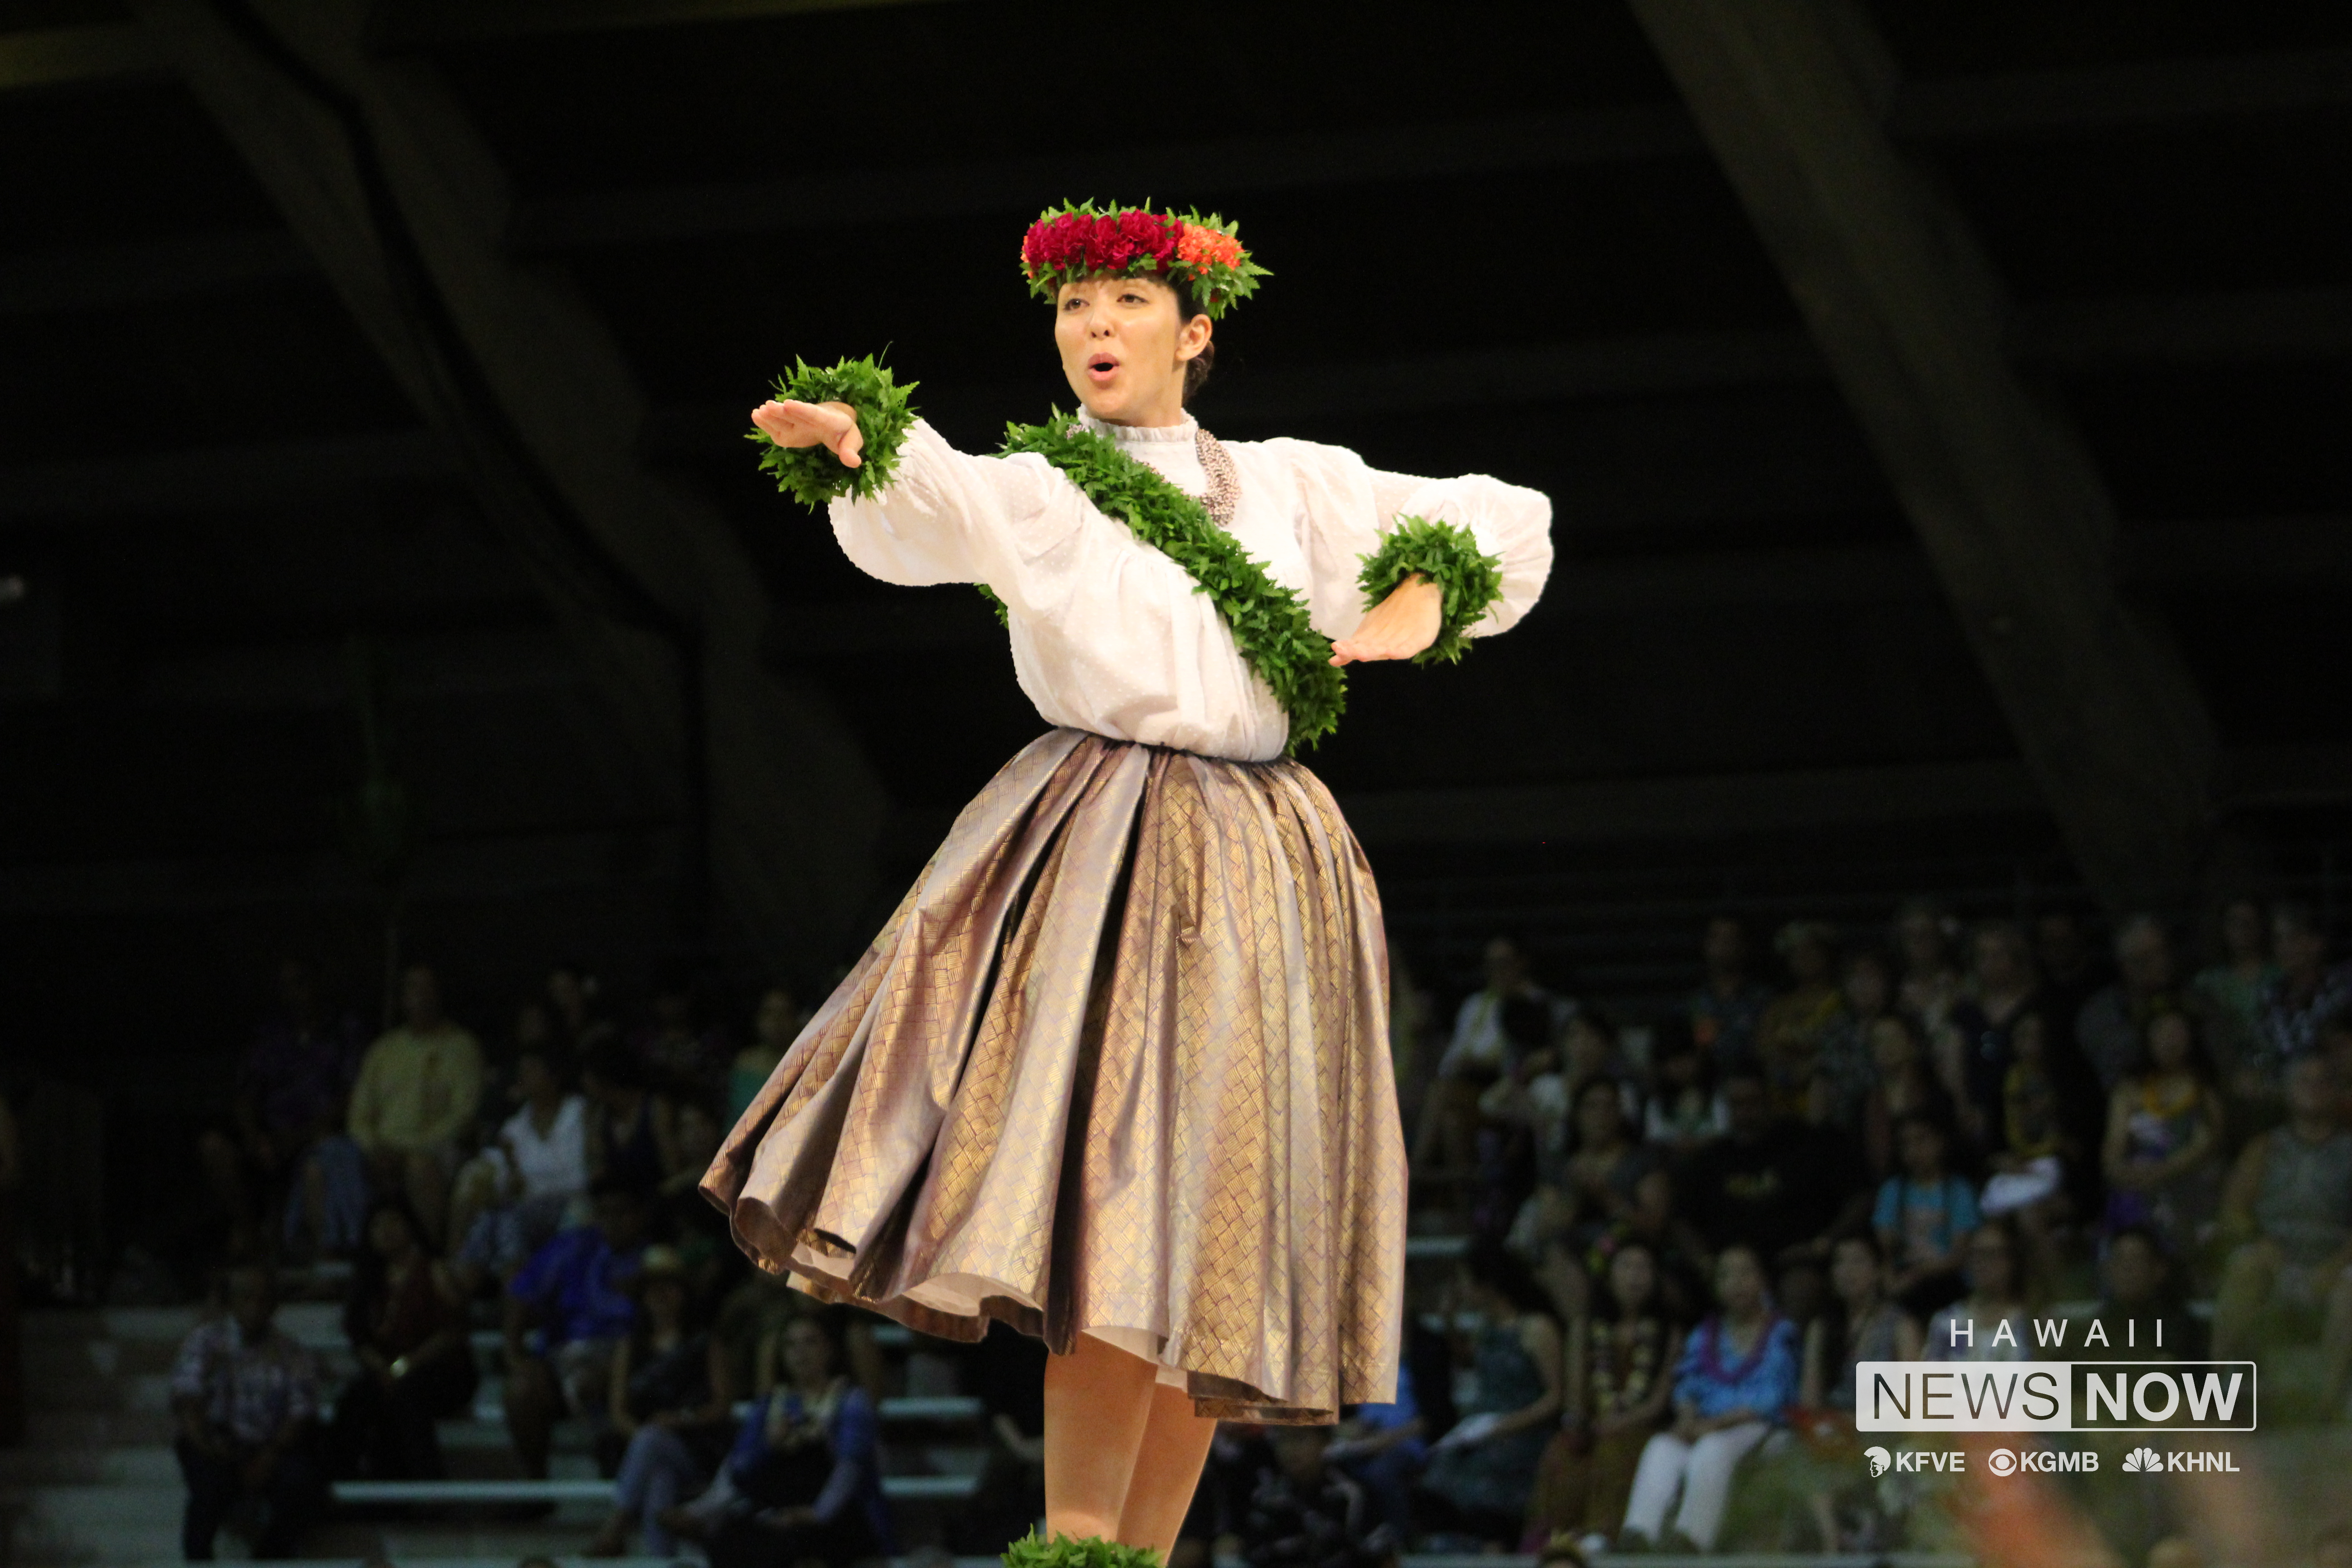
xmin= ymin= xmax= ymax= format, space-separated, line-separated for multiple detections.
xmin=1019 ymin=200 xmax=1269 ymax=318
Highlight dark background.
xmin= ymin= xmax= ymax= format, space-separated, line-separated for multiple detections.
xmin=5 ymin=0 xmax=2352 ymax=1140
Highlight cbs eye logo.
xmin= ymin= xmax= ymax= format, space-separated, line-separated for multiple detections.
xmin=1864 ymin=1446 xmax=1892 ymax=1477
xmin=1986 ymin=1449 xmax=2020 ymax=1475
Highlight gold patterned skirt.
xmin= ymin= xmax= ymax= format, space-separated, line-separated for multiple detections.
xmin=701 ymin=728 xmax=1405 ymax=1422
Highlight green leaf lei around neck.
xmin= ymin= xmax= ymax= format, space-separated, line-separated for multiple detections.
xmin=997 ymin=412 xmax=1348 ymax=753
xmin=749 ymin=358 xmax=1508 ymax=754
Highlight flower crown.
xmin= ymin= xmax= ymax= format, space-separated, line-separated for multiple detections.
xmin=1019 ymin=201 xmax=1269 ymax=318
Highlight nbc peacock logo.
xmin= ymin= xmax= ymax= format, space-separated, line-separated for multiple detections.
xmin=2122 ymin=1446 xmax=2165 ymax=1473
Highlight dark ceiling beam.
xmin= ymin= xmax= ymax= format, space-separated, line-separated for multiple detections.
xmin=130 ymin=0 xmax=888 ymax=957
xmin=0 ymin=23 xmax=164 ymax=91
xmin=373 ymin=0 xmax=942 ymax=46
xmin=1893 ymin=45 xmax=2352 ymax=140
xmin=0 ymin=429 xmax=456 ymax=521
xmin=1629 ymin=0 xmax=2220 ymax=909
xmin=0 ymin=228 xmax=309 ymax=315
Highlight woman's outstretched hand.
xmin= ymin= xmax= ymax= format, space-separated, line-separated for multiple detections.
xmin=751 ymin=398 xmax=863 ymax=468
xmin=1329 ymin=573 xmax=1442 ymax=666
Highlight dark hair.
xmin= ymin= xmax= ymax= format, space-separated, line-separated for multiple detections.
xmin=346 ymin=1196 xmax=430 ymax=1346
xmin=1463 ymin=1235 xmax=1558 ymax=1323
xmin=1165 ymin=274 xmax=1215 ymax=404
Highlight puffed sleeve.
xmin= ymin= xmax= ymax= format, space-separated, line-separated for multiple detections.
xmin=827 ymin=419 xmax=1054 ymax=588
xmin=1253 ymin=437 xmax=1553 ymax=646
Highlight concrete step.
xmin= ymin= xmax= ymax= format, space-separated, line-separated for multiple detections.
xmin=25 ymin=1407 xmax=180 ymax=1447
xmin=0 ymin=1441 xmax=180 ymax=1485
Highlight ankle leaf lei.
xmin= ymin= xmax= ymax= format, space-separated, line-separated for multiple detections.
xmin=1002 ymin=1529 xmax=1166 ymax=1568
xmin=1355 ymin=514 xmax=1505 ymax=665
xmin=752 ymin=354 xmax=920 ymax=505
xmin=997 ymin=412 xmax=1348 ymax=753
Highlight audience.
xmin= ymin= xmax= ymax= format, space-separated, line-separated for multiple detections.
xmin=1525 ymin=1240 xmax=1685 ymax=1553
xmin=590 ymin=1245 xmax=736 ymax=1557
xmin=2211 ymin=1054 xmax=2352 ymax=1411
xmin=171 ymin=1266 xmax=326 ymax=1560
xmin=451 ymin=1043 xmax=592 ymax=1292
xmin=502 ymin=1180 xmax=656 ymax=1479
xmin=1688 ymin=917 xmax=1770 ymax=1071
xmin=328 ymin=1198 xmax=475 ymax=1480
xmin=201 ymin=959 xmax=365 ymax=1261
xmin=348 ymin=963 xmax=484 ymax=1249
xmin=134 ymin=897 xmax=2352 ymax=1561
xmin=2101 ymin=1011 xmax=2226 ymax=1266
xmin=1922 ymin=1214 xmax=2036 ymax=1363
xmin=1619 ymin=1244 xmax=1797 ymax=1554
xmin=674 ymin=1312 xmax=893 ymax=1568
xmin=1419 ymin=1240 xmax=1564 ymax=1543
xmin=2075 ymin=915 xmax=2190 ymax=1095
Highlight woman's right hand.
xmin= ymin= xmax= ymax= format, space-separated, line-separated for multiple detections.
xmin=752 ymin=399 xmax=862 ymax=468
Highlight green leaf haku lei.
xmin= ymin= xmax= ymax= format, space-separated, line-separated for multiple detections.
xmin=756 ymin=359 xmax=1506 ymax=754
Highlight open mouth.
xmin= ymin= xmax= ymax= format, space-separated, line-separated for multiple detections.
xmin=1087 ymin=355 xmax=1118 ymax=380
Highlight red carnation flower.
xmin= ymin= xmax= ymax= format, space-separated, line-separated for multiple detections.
xmin=1034 ymin=212 xmax=1092 ymax=273
xmin=1115 ymin=210 xmax=1179 ymax=270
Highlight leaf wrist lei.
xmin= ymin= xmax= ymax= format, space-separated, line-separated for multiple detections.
xmin=754 ymin=363 xmax=1506 ymax=755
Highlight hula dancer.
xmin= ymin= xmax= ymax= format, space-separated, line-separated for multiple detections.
xmin=705 ymin=201 xmax=1554 ymax=1564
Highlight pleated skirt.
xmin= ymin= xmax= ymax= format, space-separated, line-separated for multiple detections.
xmin=700 ymin=728 xmax=1406 ymax=1422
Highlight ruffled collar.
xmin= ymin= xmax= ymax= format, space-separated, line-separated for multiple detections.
xmin=1078 ymin=411 xmax=1198 ymax=444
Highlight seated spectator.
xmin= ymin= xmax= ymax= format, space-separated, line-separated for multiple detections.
xmin=1860 ymin=1013 xmax=1954 ymax=1181
xmin=1470 ymin=996 xmax=1563 ymax=1235
xmin=1690 ymin=915 xmax=1771 ymax=1070
xmin=2102 ymin=1012 xmax=2226 ymax=1265
xmin=1893 ymin=898 xmax=1964 ymax=1044
xmin=1525 ymin=1240 xmax=1685 ymax=1553
xmin=589 ymin=1245 xmax=737 ymax=1558
xmin=729 ymin=987 xmax=803 ymax=1123
xmin=503 ymin=1180 xmax=655 ymax=1478
xmin=201 ymin=959 xmax=364 ymax=1261
xmin=1757 ymin=921 xmax=1845 ymax=1120
xmin=1619 ymin=1244 xmax=1797 ymax=1554
xmin=637 ymin=971 xmax=727 ymax=1100
xmin=1419 ymin=1239 xmax=1565 ymax=1544
xmin=170 ymin=1266 xmax=325 ymax=1561
xmin=2076 ymin=915 xmax=2190 ymax=1096
xmin=1641 ymin=1020 xmax=1724 ymax=1156
xmin=670 ymin=1313 xmax=892 ymax=1568
xmin=1798 ymin=1235 xmax=1921 ymax=1550
xmin=2258 ymin=905 xmax=2352 ymax=1078
xmin=348 ymin=963 xmax=484 ymax=1248
xmin=1874 ymin=1113 xmax=1978 ymax=1317
xmin=1234 ymin=1426 xmax=1384 ymax=1568
xmin=2211 ymin=1054 xmax=2352 ymax=1412
xmin=1678 ymin=1066 xmax=1867 ymax=1276
xmin=329 ymin=1198 xmax=475 ymax=1480
xmin=451 ymin=1044 xmax=590 ymax=1292
xmin=1945 ymin=921 xmax=2041 ymax=1150
xmin=2081 ymin=1224 xmax=2203 ymax=1360
xmin=547 ymin=962 xmax=620 ymax=1061
xmin=2192 ymin=899 xmax=2281 ymax=1128
xmin=1923 ymin=1213 xmax=2035 ymax=1362
xmin=1809 ymin=949 xmax=1894 ymax=1136
xmin=1511 ymin=1080 xmax=1659 ymax=1320
xmin=1327 ymin=1363 xmax=1427 ymax=1547
xmin=582 ymin=1043 xmax=683 ymax=1199
xmin=1984 ymin=1009 xmax=2096 ymax=1286
xmin=1415 ymin=937 xmax=1568 ymax=1214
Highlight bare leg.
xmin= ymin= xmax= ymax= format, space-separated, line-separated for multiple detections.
xmin=1044 ymin=1335 xmax=1159 ymax=1542
xmin=1113 ymin=1382 xmax=1218 ymax=1561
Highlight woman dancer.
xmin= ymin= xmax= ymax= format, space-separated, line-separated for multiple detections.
xmin=705 ymin=201 xmax=1552 ymax=1563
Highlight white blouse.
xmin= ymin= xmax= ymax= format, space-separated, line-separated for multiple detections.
xmin=831 ymin=412 xmax=1553 ymax=762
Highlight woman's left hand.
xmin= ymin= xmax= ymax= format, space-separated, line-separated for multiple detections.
xmin=1330 ymin=574 xmax=1441 ymax=666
